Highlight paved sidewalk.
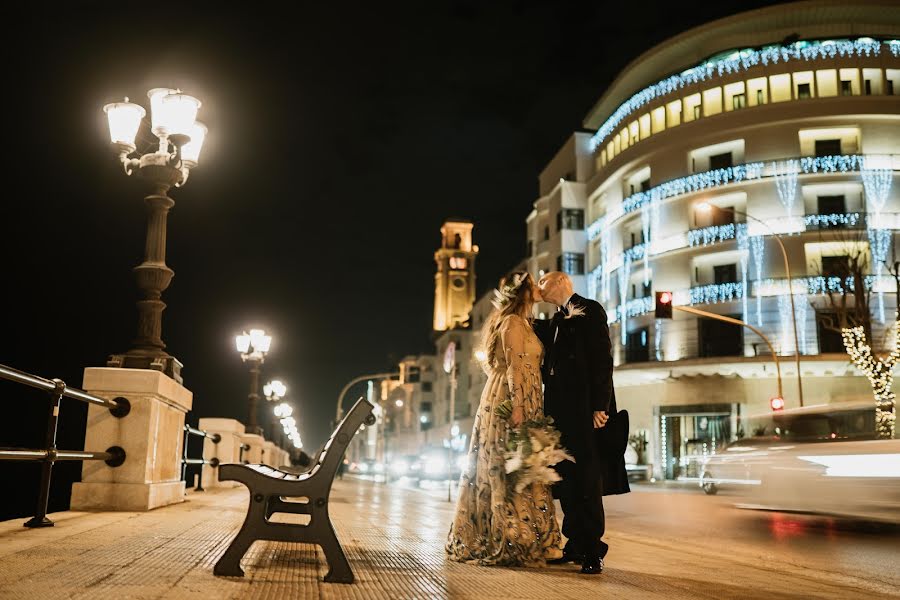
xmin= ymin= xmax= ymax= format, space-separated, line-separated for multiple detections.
xmin=0 ymin=478 xmax=893 ymax=599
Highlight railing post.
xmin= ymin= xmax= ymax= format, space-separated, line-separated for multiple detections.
xmin=181 ymin=425 xmax=190 ymax=484
xmin=24 ymin=379 xmax=66 ymax=528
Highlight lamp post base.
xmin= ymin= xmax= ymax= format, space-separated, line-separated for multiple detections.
xmin=107 ymin=352 xmax=184 ymax=384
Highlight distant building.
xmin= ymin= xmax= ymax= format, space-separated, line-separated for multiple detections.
xmin=433 ymin=220 xmax=479 ymax=331
xmin=528 ymin=1 xmax=900 ymax=480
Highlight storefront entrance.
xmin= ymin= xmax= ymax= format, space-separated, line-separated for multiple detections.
xmin=657 ymin=404 xmax=737 ymax=480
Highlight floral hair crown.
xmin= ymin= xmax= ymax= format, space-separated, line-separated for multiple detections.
xmin=491 ymin=273 xmax=527 ymax=310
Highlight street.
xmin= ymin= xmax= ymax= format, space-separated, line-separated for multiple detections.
xmin=384 ymin=474 xmax=900 ymax=595
xmin=2 ymin=475 xmax=899 ymax=599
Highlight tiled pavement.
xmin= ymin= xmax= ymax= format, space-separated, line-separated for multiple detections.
xmin=0 ymin=478 xmax=894 ymax=599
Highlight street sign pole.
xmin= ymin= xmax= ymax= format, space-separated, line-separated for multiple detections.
xmin=443 ymin=342 xmax=457 ymax=503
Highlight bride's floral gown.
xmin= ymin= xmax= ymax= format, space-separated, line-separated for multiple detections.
xmin=446 ymin=314 xmax=563 ymax=565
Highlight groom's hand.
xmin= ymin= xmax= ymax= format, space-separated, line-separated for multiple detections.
xmin=592 ymin=411 xmax=608 ymax=429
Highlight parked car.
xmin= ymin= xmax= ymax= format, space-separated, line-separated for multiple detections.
xmin=700 ymin=400 xmax=900 ymax=523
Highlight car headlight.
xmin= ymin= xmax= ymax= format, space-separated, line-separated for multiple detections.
xmin=456 ymin=454 xmax=469 ymax=471
xmin=358 ymin=463 xmax=369 ymax=473
xmin=390 ymin=460 xmax=409 ymax=474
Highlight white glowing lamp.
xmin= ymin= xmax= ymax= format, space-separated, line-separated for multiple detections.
xmin=147 ymin=88 xmax=180 ymax=137
xmin=264 ymin=379 xmax=287 ymax=400
xmin=180 ymin=121 xmax=207 ymax=167
xmin=697 ymin=201 xmax=712 ymax=213
xmin=395 ymin=399 xmax=404 ymax=408
xmin=282 ymin=417 xmax=296 ymax=429
xmin=235 ymin=333 xmax=251 ymax=353
xmin=103 ymin=99 xmax=145 ymax=151
xmin=249 ymin=329 xmax=272 ymax=353
xmin=474 ymin=349 xmax=487 ymax=362
xmin=274 ymin=402 xmax=293 ymax=418
xmin=160 ymin=92 xmax=201 ymax=137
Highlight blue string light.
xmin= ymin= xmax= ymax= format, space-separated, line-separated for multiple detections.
xmin=589 ymin=38 xmax=885 ymax=153
xmin=687 ymin=223 xmax=744 ymax=247
xmin=587 ymin=155 xmax=873 ymax=241
xmin=690 ymin=282 xmax=744 ymax=305
xmin=804 ymin=213 xmax=861 ymax=228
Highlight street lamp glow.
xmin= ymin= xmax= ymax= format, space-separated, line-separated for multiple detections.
xmin=180 ymin=121 xmax=207 ymax=167
xmin=147 ymin=88 xmax=179 ymax=136
xmin=474 ymin=349 xmax=487 ymax=362
xmin=264 ymin=379 xmax=287 ymax=400
xmin=236 ymin=329 xmax=271 ymax=361
xmin=697 ymin=201 xmax=712 ymax=213
xmin=395 ymin=399 xmax=404 ymax=408
xmin=160 ymin=92 xmax=201 ymax=137
xmin=103 ymin=99 xmax=145 ymax=150
xmin=274 ymin=402 xmax=293 ymax=418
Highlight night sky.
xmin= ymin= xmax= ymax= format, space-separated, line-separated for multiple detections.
xmin=2 ymin=0 xmax=785 ymax=518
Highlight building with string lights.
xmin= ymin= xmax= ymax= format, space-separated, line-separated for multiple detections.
xmin=526 ymin=1 xmax=900 ymax=480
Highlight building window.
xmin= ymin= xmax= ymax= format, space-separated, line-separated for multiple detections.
xmin=625 ymin=328 xmax=650 ymax=363
xmin=709 ymin=152 xmax=733 ymax=170
xmin=449 ymin=256 xmax=467 ymax=269
xmin=815 ymin=139 xmax=842 ymax=157
xmin=817 ymin=195 xmax=846 ymax=215
xmin=421 ymin=382 xmax=432 ymax=392
xmin=732 ymin=93 xmax=746 ymax=109
xmin=797 ymin=83 xmax=811 ymax=99
xmin=559 ymin=208 xmax=584 ymax=230
xmin=714 ymin=264 xmax=737 ymax=285
xmin=693 ymin=105 xmax=701 ymax=120
xmin=864 ymin=79 xmax=872 ymax=95
xmin=711 ymin=205 xmax=735 ymax=226
xmin=840 ymin=80 xmax=852 ymax=96
xmin=822 ymin=255 xmax=850 ymax=279
xmin=756 ymin=89 xmax=764 ymax=105
xmin=543 ymin=226 xmax=550 ymax=241
xmin=699 ymin=315 xmax=743 ymax=357
xmin=561 ymin=252 xmax=585 ymax=275
xmin=527 ymin=239 xmax=534 ymax=256
xmin=629 ymin=230 xmax=645 ymax=249
xmin=888 ymin=80 xmax=895 ymax=95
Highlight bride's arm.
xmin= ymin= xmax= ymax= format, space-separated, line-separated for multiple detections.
xmin=500 ymin=316 xmax=531 ymax=421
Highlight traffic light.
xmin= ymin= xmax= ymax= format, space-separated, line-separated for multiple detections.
xmin=655 ymin=291 xmax=673 ymax=319
xmin=770 ymin=397 xmax=785 ymax=411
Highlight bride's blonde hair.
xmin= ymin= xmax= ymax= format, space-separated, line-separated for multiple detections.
xmin=480 ymin=271 xmax=535 ymax=369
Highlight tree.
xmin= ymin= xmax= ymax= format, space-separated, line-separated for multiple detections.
xmin=812 ymin=228 xmax=896 ymax=439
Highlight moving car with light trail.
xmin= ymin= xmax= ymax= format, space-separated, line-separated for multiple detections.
xmin=700 ymin=401 xmax=900 ymax=523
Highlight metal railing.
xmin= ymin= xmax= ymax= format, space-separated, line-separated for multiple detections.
xmin=181 ymin=424 xmax=221 ymax=492
xmin=0 ymin=363 xmax=130 ymax=528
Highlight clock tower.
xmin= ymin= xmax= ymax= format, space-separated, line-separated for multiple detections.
xmin=433 ymin=220 xmax=478 ymax=331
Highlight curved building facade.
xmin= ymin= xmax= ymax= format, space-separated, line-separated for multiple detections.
xmin=528 ymin=1 xmax=900 ymax=480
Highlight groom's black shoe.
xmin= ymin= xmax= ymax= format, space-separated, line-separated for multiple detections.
xmin=580 ymin=556 xmax=603 ymax=575
xmin=548 ymin=551 xmax=583 ymax=565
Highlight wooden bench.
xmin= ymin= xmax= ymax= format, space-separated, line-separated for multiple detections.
xmin=214 ymin=397 xmax=375 ymax=583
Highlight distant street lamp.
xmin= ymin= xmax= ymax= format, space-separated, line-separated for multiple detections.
xmin=264 ymin=380 xmax=287 ymax=446
xmin=102 ymin=89 xmax=207 ymax=384
xmin=236 ymin=329 xmax=272 ymax=434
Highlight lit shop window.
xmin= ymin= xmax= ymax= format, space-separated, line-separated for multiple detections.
xmin=684 ymin=93 xmax=701 ymax=122
xmin=816 ymin=69 xmax=838 ymax=97
xmin=793 ymin=71 xmax=815 ymax=99
xmin=702 ymin=87 xmax=723 ymax=117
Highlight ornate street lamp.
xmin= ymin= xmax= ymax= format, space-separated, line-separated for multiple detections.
xmin=274 ymin=403 xmax=302 ymax=450
xmin=236 ymin=329 xmax=272 ymax=434
xmin=102 ymin=89 xmax=207 ymax=383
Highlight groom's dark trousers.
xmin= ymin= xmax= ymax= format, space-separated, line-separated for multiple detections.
xmin=537 ymin=294 xmax=617 ymax=559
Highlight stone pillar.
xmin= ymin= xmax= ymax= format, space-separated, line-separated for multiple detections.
xmin=239 ymin=433 xmax=265 ymax=464
xmin=198 ymin=418 xmax=245 ymax=489
xmin=71 ymin=368 xmax=192 ymax=511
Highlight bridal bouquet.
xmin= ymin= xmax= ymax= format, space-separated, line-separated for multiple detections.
xmin=495 ymin=400 xmax=575 ymax=494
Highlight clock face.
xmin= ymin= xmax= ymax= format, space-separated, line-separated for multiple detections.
xmin=452 ymin=277 xmax=466 ymax=289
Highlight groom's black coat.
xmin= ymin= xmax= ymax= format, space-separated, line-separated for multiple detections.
xmin=535 ymin=294 xmax=630 ymax=498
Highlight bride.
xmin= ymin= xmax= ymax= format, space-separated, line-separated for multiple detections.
xmin=446 ymin=271 xmax=563 ymax=566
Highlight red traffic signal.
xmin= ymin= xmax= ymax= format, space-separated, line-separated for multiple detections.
xmin=770 ymin=397 xmax=785 ymax=411
xmin=655 ymin=291 xmax=673 ymax=319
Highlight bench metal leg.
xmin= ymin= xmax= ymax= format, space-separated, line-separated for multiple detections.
xmin=214 ymin=495 xmax=267 ymax=577
xmin=319 ymin=515 xmax=353 ymax=584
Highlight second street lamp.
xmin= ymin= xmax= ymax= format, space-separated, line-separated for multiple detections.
xmin=236 ymin=329 xmax=272 ymax=434
xmin=102 ymin=89 xmax=208 ymax=384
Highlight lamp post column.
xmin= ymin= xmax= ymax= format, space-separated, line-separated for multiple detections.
xmin=247 ymin=360 xmax=261 ymax=435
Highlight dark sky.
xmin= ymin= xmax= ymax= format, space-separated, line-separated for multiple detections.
xmin=2 ymin=0 xmax=786 ymax=517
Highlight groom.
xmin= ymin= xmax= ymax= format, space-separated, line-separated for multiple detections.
xmin=536 ymin=272 xmax=625 ymax=575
